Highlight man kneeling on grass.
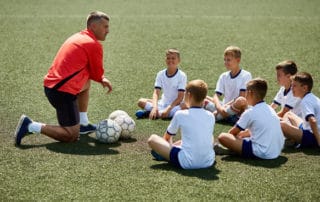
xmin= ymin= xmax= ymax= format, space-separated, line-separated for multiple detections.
xmin=148 ymin=79 xmax=215 ymax=169
xmin=216 ymin=78 xmax=284 ymax=159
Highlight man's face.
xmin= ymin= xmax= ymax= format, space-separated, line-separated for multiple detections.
xmin=91 ymin=18 xmax=109 ymax=41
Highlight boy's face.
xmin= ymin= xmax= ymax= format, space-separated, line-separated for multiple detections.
xmin=224 ymin=55 xmax=240 ymax=70
xmin=291 ymin=80 xmax=307 ymax=98
xmin=166 ymin=53 xmax=180 ymax=69
xmin=276 ymin=69 xmax=291 ymax=86
xmin=245 ymin=90 xmax=254 ymax=105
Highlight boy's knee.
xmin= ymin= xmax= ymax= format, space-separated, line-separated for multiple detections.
xmin=233 ymin=97 xmax=248 ymax=112
xmin=218 ymin=133 xmax=227 ymax=143
xmin=147 ymin=134 xmax=157 ymax=146
xmin=137 ymin=98 xmax=145 ymax=108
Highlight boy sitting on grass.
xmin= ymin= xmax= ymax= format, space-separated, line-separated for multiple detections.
xmin=217 ymin=78 xmax=284 ymax=159
xmin=280 ymin=72 xmax=320 ymax=148
xmin=205 ymin=46 xmax=251 ymax=124
xmin=136 ymin=48 xmax=187 ymax=120
xmin=148 ymin=79 xmax=215 ymax=169
xmin=270 ymin=60 xmax=301 ymax=118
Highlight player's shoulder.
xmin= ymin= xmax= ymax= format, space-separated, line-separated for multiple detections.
xmin=177 ymin=68 xmax=186 ymax=75
xmin=240 ymin=69 xmax=252 ymax=77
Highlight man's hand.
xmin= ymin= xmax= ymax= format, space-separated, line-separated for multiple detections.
xmin=101 ymin=77 xmax=112 ymax=94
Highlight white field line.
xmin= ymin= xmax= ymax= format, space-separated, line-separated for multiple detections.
xmin=0 ymin=14 xmax=319 ymax=21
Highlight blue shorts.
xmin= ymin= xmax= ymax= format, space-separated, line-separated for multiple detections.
xmin=300 ymin=130 xmax=319 ymax=148
xmin=217 ymin=114 xmax=239 ymax=125
xmin=169 ymin=147 xmax=182 ymax=168
xmin=241 ymin=139 xmax=258 ymax=159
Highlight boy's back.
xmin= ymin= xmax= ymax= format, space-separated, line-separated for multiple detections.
xmin=237 ymin=102 xmax=284 ymax=159
xmin=167 ymin=107 xmax=215 ymax=169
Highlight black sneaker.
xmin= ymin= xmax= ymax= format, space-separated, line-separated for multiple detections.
xmin=14 ymin=115 xmax=33 ymax=146
xmin=214 ymin=143 xmax=233 ymax=155
xmin=80 ymin=123 xmax=97 ymax=135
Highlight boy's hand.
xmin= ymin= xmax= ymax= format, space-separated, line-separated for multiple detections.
xmin=149 ymin=108 xmax=158 ymax=120
xmin=161 ymin=106 xmax=172 ymax=118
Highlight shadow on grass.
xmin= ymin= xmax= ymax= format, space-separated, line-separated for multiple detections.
xmin=282 ymin=146 xmax=320 ymax=156
xmin=221 ymin=155 xmax=288 ymax=168
xmin=119 ymin=137 xmax=137 ymax=143
xmin=150 ymin=162 xmax=220 ymax=180
xmin=19 ymin=134 xmax=120 ymax=155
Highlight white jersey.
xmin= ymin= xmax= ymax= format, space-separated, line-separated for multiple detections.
xmin=155 ymin=68 xmax=187 ymax=106
xmin=301 ymin=93 xmax=320 ymax=133
xmin=237 ymin=102 xmax=284 ymax=159
xmin=273 ymin=86 xmax=302 ymax=117
xmin=167 ymin=107 xmax=215 ymax=169
xmin=215 ymin=69 xmax=252 ymax=104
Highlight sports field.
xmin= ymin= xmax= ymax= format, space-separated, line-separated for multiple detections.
xmin=1 ymin=0 xmax=320 ymax=201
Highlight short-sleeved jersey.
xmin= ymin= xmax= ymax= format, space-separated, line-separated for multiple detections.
xmin=301 ymin=93 xmax=320 ymax=133
xmin=167 ymin=107 xmax=215 ymax=169
xmin=273 ymin=86 xmax=302 ymax=116
xmin=44 ymin=29 xmax=104 ymax=95
xmin=236 ymin=102 xmax=284 ymax=159
xmin=215 ymin=69 xmax=252 ymax=104
xmin=154 ymin=68 xmax=187 ymax=106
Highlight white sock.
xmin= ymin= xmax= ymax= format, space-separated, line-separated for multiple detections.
xmin=28 ymin=122 xmax=42 ymax=133
xmin=80 ymin=112 xmax=89 ymax=125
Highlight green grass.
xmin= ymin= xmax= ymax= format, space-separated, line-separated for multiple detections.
xmin=1 ymin=0 xmax=320 ymax=201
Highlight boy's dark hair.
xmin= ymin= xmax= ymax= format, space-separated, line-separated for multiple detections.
xmin=291 ymin=72 xmax=313 ymax=91
xmin=246 ymin=78 xmax=268 ymax=100
xmin=87 ymin=11 xmax=110 ymax=27
xmin=186 ymin=80 xmax=208 ymax=103
xmin=276 ymin=60 xmax=298 ymax=75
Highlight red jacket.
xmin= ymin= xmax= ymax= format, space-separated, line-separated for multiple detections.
xmin=44 ymin=29 xmax=104 ymax=95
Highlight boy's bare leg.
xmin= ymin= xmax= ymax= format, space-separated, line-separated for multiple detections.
xmin=283 ymin=111 xmax=303 ymax=127
xmin=148 ymin=134 xmax=171 ymax=160
xmin=137 ymin=98 xmax=152 ymax=108
xmin=218 ymin=133 xmax=243 ymax=154
xmin=280 ymin=121 xmax=303 ymax=143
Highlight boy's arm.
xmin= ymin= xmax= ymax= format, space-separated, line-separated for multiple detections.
xmin=163 ymin=132 xmax=173 ymax=145
xmin=277 ymin=106 xmax=291 ymax=118
xmin=213 ymin=93 xmax=229 ymax=118
xmin=270 ymin=103 xmax=279 ymax=110
xmin=228 ymin=126 xmax=241 ymax=136
xmin=308 ymin=116 xmax=320 ymax=146
xmin=149 ymin=89 xmax=161 ymax=119
xmin=161 ymin=91 xmax=184 ymax=118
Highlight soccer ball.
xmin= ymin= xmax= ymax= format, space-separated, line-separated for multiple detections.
xmin=95 ymin=119 xmax=121 ymax=143
xmin=113 ymin=115 xmax=136 ymax=139
xmin=108 ymin=110 xmax=129 ymax=120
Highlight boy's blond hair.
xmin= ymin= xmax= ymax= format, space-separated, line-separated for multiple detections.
xmin=166 ymin=48 xmax=180 ymax=59
xmin=186 ymin=80 xmax=208 ymax=103
xmin=224 ymin=46 xmax=241 ymax=59
xmin=246 ymin=78 xmax=268 ymax=100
